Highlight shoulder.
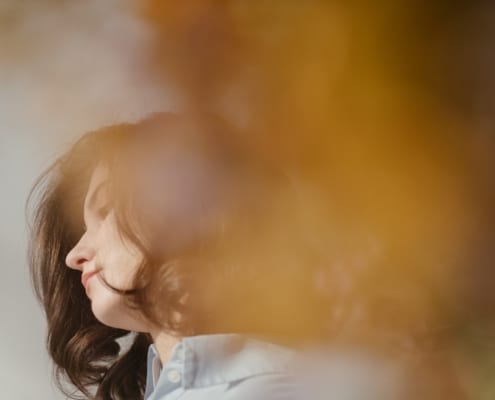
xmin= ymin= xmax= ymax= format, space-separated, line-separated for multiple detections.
xmin=224 ymin=372 xmax=299 ymax=400
xmin=186 ymin=334 xmax=299 ymax=399
xmin=210 ymin=337 xmax=299 ymax=400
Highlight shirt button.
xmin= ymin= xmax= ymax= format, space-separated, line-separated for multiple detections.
xmin=167 ymin=369 xmax=181 ymax=383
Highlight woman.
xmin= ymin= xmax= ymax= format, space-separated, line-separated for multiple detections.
xmin=28 ymin=112 xmax=323 ymax=400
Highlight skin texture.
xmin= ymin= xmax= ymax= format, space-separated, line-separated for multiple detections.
xmin=65 ymin=164 xmax=180 ymax=363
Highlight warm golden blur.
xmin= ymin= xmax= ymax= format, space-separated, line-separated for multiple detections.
xmin=138 ymin=1 xmax=495 ymax=398
xmin=6 ymin=0 xmax=494 ymax=398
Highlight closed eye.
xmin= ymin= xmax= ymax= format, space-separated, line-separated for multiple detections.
xmin=96 ymin=202 xmax=112 ymax=219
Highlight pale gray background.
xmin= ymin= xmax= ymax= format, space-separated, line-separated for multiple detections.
xmin=0 ymin=1 xmax=174 ymax=398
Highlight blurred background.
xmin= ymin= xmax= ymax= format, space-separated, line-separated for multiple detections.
xmin=1 ymin=0 xmax=495 ymax=399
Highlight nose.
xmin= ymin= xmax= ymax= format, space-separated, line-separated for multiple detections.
xmin=65 ymin=233 xmax=95 ymax=271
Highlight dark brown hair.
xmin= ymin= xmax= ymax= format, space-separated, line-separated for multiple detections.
xmin=28 ymin=113 xmax=325 ymax=399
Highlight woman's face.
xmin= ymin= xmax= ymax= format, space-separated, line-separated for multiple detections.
xmin=65 ymin=164 xmax=150 ymax=332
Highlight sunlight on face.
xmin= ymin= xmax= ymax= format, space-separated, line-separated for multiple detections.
xmin=65 ymin=164 xmax=150 ymax=332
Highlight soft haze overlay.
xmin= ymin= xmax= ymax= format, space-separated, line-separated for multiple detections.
xmin=2 ymin=1 xmax=495 ymax=399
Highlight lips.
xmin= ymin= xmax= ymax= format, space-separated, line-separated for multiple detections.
xmin=81 ymin=269 xmax=101 ymax=289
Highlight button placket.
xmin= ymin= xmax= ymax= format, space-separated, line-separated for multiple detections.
xmin=167 ymin=369 xmax=181 ymax=383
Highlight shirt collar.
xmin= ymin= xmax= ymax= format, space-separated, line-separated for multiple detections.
xmin=145 ymin=333 xmax=293 ymax=396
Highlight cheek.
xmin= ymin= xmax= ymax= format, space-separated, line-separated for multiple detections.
xmin=97 ymin=215 xmax=143 ymax=290
xmin=100 ymin=247 xmax=140 ymax=290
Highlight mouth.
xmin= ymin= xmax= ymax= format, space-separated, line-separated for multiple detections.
xmin=81 ymin=268 xmax=102 ymax=290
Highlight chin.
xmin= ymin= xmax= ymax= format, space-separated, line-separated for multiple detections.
xmin=90 ymin=290 xmax=149 ymax=332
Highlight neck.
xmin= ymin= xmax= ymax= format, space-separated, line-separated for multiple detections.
xmin=149 ymin=329 xmax=182 ymax=365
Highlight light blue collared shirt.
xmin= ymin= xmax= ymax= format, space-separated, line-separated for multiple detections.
xmin=144 ymin=334 xmax=296 ymax=400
